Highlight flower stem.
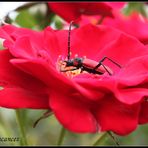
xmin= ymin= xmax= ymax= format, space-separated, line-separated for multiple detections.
xmin=93 ymin=132 xmax=108 ymax=146
xmin=107 ymin=131 xmax=120 ymax=146
xmin=15 ymin=109 xmax=28 ymax=146
xmin=57 ymin=126 xmax=66 ymax=146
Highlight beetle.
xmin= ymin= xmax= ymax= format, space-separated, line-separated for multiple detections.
xmin=60 ymin=21 xmax=121 ymax=75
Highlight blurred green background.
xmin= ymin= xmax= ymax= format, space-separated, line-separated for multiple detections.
xmin=0 ymin=108 xmax=148 ymax=146
xmin=0 ymin=2 xmax=148 ymax=146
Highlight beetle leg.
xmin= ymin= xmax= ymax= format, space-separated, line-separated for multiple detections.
xmin=99 ymin=56 xmax=122 ymax=68
xmin=80 ymin=66 xmax=84 ymax=73
xmin=60 ymin=67 xmax=78 ymax=72
xmin=100 ymin=62 xmax=112 ymax=75
xmin=93 ymin=56 xmax=121 ymax=71
xmin=33 ymin=110 xmax=53 ymax=128
xmin=93 ymin=63 xmax=101 ymax=70
xmin=93 ymin=61 xmax=112 ymax=75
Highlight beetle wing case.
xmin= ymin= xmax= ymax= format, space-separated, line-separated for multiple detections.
xmin=83 ymin=58 xmax=113 ymax=75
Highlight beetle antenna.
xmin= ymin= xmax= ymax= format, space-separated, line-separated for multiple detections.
xmin=68 ymin=21 xmax=73 ymax=60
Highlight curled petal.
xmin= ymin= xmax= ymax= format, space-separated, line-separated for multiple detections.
xmin=0 ymin=24 xmax=44 ymax=54
xmin=114 ymin=55 xmax=148 ymax=104
xmin=0 ymin=24 xmax=16 ymax=41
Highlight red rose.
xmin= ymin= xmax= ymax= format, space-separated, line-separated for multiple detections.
xmin=0 ymin=24 xmax=148 ymax=135
xmin=79 ymin=11 xmax=148 ymax=45
xmin=48 ymin=2 xmax=114 ymax=23
xmin=105 ymin=2 xmax=127 ymax=10
xmin=103 ymin=11 xmax=148 ymax=45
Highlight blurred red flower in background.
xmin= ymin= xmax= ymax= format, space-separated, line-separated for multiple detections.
xmin=103 ymin=11 xmax=148 ymax=45
xmin=76 ymin=11 xmax=148 ymax=45
xmin=48 ymin=2 xmax=114 ymax=23
xmin=50 ymin=2 xmax=148 ymax=45
xmin=0 ymin=23 xmax=148 ymax=136
xmin=105 ymin=2 xmax=127 ymax=10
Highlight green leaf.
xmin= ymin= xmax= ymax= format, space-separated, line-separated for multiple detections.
xmin=0 ymin=41 xmax=4 ymax=50
xmin=51 ymin=15 xmax=64 ymax=29
xmin=122 ymin=2 xmax=147 ymax=17
xmin=15 ymin=10 xmax=37 ymax=29
xmin=33 ymin=9 xmax=53 ymax=30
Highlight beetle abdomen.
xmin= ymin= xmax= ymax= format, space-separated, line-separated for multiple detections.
xmin=83 ymin=58 xmax=113 ymax=75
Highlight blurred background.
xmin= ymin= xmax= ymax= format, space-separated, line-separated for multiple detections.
xmin=0 ymin=2 xmax=148 ymax=146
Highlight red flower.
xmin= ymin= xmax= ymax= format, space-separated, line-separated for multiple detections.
xmin=78 ymin=10 xmax=148 ymax=45
xmin=105 ymin=2 xmax=127 ymax=10
xmin=48 ymin=2 xmax=114 ymax=23
xmin=0 ymin=24 xmax=148 ymax=135
xmin=102 ymin=11 xmax=148 ymax=45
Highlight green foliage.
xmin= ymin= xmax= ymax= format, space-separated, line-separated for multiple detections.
xmin=14 ymin=3 xmax=55 ymax=30
xmin=15 ymin=10 xmax=37 ymax=29
xmin=0 ymin=40 xmax=4 ymax=50
xmin=54 ymin=15 xmax=64 ymax=29
xmin=122 ymin=2 xmax=147 ymax=17
xmin=0 ymin=108 xmax=148 ymax=146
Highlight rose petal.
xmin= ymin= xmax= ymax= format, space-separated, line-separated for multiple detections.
xmin=117 ymin=55 xmax=148 ymax=80
xmin=0 ymin=49 xmax=49 ymax=109
xmin=0 ymin=88 xmax=49 ymax=109
xmin=0 ymin=24 xmax=44 ymax=53
xmin=92 ymin=95 xmax=140 ymax=135
xmin=115 ymin=88 xmax=148 ymax=104
xmin=56 ymin=24 xmax=122 ymax=60
xmin=73 ymin=73 xmax=116 ymax=101
xmin=49 ymin=2 xmax=113 ymax=23
xmin=106 ymin=2 xmax=127 ymax=9
xmin=114 ymin=55 xmax=148 ymax=104
xmin=95 ymin=33 xmax=148 ymax=68
xmin=43 ymin=27 xmax=63 ymax=63
xmin=9 ymin=36 xmax=37 ymax=59
xmin=139 ymin=101 xmax=148 ymax=124
xmin=49 ymin=91 xmax=98 ymax=133
xmin=10 ymin=58 xmax=103 ymax=100
xmin=103 ymin=12 xmax=148 ymax=45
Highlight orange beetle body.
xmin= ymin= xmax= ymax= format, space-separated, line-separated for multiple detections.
xmin=82 ymin=58 xmax=113 ymax=75
xmin=64 ymin=57 xmax=113 ymax=75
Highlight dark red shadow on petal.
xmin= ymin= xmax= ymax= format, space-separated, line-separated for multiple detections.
xmin=139 ymin=100 xmax=148 ymax=124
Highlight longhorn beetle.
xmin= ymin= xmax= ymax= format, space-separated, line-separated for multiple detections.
xmin=60 ymin=21 xmax=122 ymax=75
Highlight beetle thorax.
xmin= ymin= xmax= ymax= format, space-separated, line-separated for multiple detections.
xmin=56 ymin=56 xmax=82 ymax=78
xmin=66 ymin=57 xmax=83 ymax=68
